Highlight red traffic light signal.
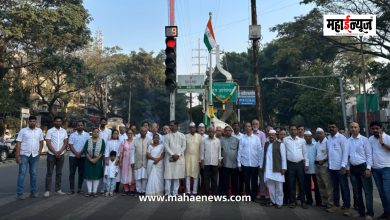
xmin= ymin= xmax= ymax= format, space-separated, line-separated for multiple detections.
xmin=166 ymin=38 xmax=176 ymax=48
xmin=165 ymin=37 xmax=177 ymax=92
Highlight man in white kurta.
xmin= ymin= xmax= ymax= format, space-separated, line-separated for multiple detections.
xmin=164 ymin=121 xmax=186 ymax=196
xmin=185 ymin=122 xmax=202 ymax=195
xmin=260 ymin=130 xmax=287 ymax=208
xmin=131 ymin=127 xmax=150 ymax=195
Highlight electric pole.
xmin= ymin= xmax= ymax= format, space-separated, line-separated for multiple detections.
xmin=191 ymin=38 xmax=207 ymax=121
xmin=250 ymin=0 xmax=263 ymax=127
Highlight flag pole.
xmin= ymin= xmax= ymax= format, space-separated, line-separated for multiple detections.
xmin=208 ymin=12 xmax=214 ymax=127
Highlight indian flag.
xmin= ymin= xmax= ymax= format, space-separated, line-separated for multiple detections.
xmin=204 ymin=18 xmax=216 ymax=51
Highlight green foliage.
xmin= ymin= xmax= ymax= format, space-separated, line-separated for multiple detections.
xmin=0 ymin=0 xmax=91 ymax=79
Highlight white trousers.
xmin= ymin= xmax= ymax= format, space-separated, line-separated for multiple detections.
xmin=136 ymin=179 xmax=147 ymax=193
xmin=185 ymin=176 xmax=199 ymax=194
xmin=165 ymin=179 xmax=179 ymax=196
xmin=266 ymin=180 xmax=284 ymax=205
xmin=86 ymin=180 xmax=100 ymax=193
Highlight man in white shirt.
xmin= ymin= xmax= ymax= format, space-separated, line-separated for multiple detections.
xmin=238 ymin=122 xmax=262 ymax=202
xmin=348 ymin=122 xmax=374 ymax=219
xmin=201 ymin=126 xmax=222 ymax=195
xmin=326 ymin=121 xmax=351 ymax=215
xmin=197 ymin=123 xmax=208 ymax=139
xmin=252 ymin=119 xmax=267 ymax=201
xmin=232 ymin=121 xmax=244 ymax=196
xmin=260 ymin=130 xmax=287 ymax=208
xmin=277 ymin=128 xmax=288 ymax=142
xmin=15 ymin=116 xmax=44 ymax=200
xmin=147 ymin=122 xmax=163 ymax=144
xmin=164 ymin=120 xmax=186 ymax=196
xmin=68 ymin=120 xmax=89 ymax=194
xmin=284 ymin=124 xmax=308 ymax=209
xmin=162 ymin=125 xmax=170 ymax=135
xmin=131 ymin=127 xmax=150 ymax=196
xmin=304 ymin=131 xmax=321 ymax=207
xmin=118 ymin=123 xmax=128 ymax=142
xmin=369 ymin=121 xmax=390 ymax=220
xmin=44 ymin=116 xmax=68 ymax=197
xmin=99 ymin=117 xmax=112 ymax=143
xmin=215 ymin=126 xmax=223 ymax=139
xmin=314 ymin=128 xmax=334 ymax=209
xmin=232 ymin=122 xmax=244 ymax=140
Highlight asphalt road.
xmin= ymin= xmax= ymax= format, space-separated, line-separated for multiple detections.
xmin=0 ymin=156 xmax=385 ymax=220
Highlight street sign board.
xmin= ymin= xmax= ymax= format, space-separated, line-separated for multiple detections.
xmin=238 ymin=90 xmax=256 ymax=105
xmin=177 ymin=75 xmax=205 ymax=93
xmin=212 ymin=82 xmax=238 ymax=103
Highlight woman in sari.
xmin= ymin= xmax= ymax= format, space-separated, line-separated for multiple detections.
xmin=145 ymin=134 xmax=165 ymax=195
xmin=83 ymin=127 xmax=105 ymax=197
xmin=119 ymin=129 xmax=135 ymax=195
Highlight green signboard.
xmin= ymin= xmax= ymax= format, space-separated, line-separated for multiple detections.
xmin=356 ymin=94 xmax=379 ymax=112
xmin=211 ymin=82 xmax=238 ymax=103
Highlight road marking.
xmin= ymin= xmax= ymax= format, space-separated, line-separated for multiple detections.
xmin=0 ymin=195 xmax=72 ymax=220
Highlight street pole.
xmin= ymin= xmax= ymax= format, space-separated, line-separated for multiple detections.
xmin=192 ymin=38 xmax=207 ymax=124
xmin=208 ymin=36 xmax=213 ymax=126
xmin=339 ymin=77 xmax=348 ymax=135
xmin=250 ymin=0 xmax=263 ymax=127
xmin=169 ymin=0 xmax=175 ymax=121
xmin=360 ymin=36 xmax=369 ymax=136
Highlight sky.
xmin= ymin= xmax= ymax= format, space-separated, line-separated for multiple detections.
xmin=83 ymin=0 xmax=315 ymax=76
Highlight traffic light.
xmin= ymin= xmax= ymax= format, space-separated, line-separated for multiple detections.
xmin=165 ymin=36 xmax=176 ymax=92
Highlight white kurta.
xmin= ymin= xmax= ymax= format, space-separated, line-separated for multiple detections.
xmin=264 ymin=142 xmax=287 ymax=183
xmin=164 ymin=131 xmax=186 ymax=179
xmin=185 ymin=133 xmax=202 ymax=178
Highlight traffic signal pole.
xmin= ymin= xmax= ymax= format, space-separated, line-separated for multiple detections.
xmin=169 ymin=0 xmax=175 ymax=121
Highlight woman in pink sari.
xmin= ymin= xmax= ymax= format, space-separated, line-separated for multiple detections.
xmin=119 ymin=129 xmax=135 ymax=195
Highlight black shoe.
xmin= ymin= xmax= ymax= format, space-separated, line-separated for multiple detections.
xmin=289 ymin=203 xmax=296 ymax=208
xmin=301 ymin=202 xmax=308 ymax=209
xmin=67 ymin=191 xmax=75 ymax=195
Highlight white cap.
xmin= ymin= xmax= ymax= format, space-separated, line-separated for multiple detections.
xmin=198 ymin=123 xmax=205 ymax=127
xmin=316 ymin=128 xmax=324 ymax=133
xmin=304 ymin=131 xmax=312 ymax=136
xmin=269 ymin=129 xmax=276 ymax=134
xmin=189 ymin=122 xmax=196 ymax=127
xmin=119 ymin=123 xmax=126 ymax=127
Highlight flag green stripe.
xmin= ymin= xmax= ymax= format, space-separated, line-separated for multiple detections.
xmin=204 ymin=34 xmax=212 ymax=51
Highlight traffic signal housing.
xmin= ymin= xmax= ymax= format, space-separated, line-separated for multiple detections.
xmin=165 ymin=37 xmax=176 ymax=92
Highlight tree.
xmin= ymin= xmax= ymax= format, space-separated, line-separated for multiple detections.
xmin=30 ymin=53 xmax=90 ymax=117
xmin=0 ymin=0 xmax=91 ymax=80
xmin=110 ymin=50 xmax=188 ymax=126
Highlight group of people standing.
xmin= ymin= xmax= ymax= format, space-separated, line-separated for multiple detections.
xmin=14 ymin=115 xmax=390 ymax=220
